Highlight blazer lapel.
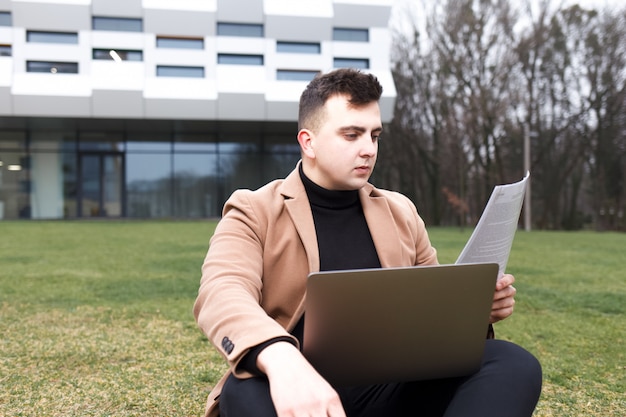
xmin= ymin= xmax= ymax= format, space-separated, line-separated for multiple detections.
xmin=280 ymin=164 xmax=320 ymax=273
xmin=360 ymin=185 xmax=404 ymax=268
xmin=279 ymin=164 xmax=319 ymax=333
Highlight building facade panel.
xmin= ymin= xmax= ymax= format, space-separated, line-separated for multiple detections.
xmin=91 ymin=61 xmax=145 ymax=91
xmin=0 ymin=26 xmax=12 ymax=43
xmin=92 ymin=90 xmax=144 ymax=118
xmin=0 ymin=85 xmax=11 ymax=114
xmin=12 ymin=93 xmax=91 ymax=117
xmin=91 ymin=0 xmax=142 ymax=18
xmin=217 ymin=0 xmax=263 ymax=23
xmin=89 ymin=31 xmax=145 ymax=50
xmin=12 ymin=0 xmax=90 ymax=31
xmin=144 ymin=97 xmax=217 ymax=120
xmin=144 ymin=7 xmax=216 ymax=37
xmin=0 ymin=0 xmax=395 ymax=220
xmin=332 ymin=0 xmax=392 ymax=28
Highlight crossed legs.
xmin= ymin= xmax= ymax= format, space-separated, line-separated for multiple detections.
xmin=219 ymin=339 xmax=542 ymax=417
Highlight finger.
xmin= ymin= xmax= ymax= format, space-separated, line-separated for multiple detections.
xmin=490 ymin=305 xmax=515 ymax=323
xmin=492 ymin=295 xmax=516 ymax=311
xmin=493 ymin=284 xmax=516 ymax=301
xmin=496 ymin=274 xmax=515 ymax=290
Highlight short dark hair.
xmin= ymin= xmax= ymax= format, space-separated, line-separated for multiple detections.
xmin=298 ymin=68 xmax=383 ymax=132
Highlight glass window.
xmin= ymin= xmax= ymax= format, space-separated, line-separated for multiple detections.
xmin=93 ymin=48 xmax=143 ymax=61
xmin=27 ymin=61 xmax=79 ymax=74
xmin=0 ymin=44 xmax=11 ymax=57
xmin=156 ymin=65 xmax=204 ymax=78
xmin=217 ymin=54 xmax=263 ymax=66
xmin=0 ymin=12 xmax=11 ymax=26
xmin=277 ymin=70 xmax=319 ymax=81
xmin=260 ymin=152 xmax=300 ymax=184
xmin=0 ymin=131 xmax=26 ymax=150
xmin=174 ymin=134 xmax=217 ymax=152
xmin=93 ymin=16 xmax=143 ymax=32
xmin=219 ymin=152 xmax=262 ymax=192
xmin=78 ymin=154 xmax=123 ymax=218
xmin=217 ymin=22 xmax=263 ymax=37
xmin=334 ymin=58 xmax=370 ymax=69
xmin=261 ymin=134 xmax=300 ymax=181
xmin=126 ymin=153 xmax=172 ymax=218
xmin=31 ymin=130 xmax=76 ymax=151
xmin=127 ymin=138 xmax=171 ymax=152
xmin=156 ymin=36 xmax=204 ymax=50
xmin=26 ymin=31 xmax=78 ymax=44
xmin=62 ymin=152 xmax=77 ymax=218
xmin=333 ymin=28 xmax=369 ymax=42
xmin=264 ymin=134 xmax=299 ymax=152
xmin=79 ymin=132 xmax=125 ymax=151
xmin=0 ymin=151 xmax=31 ymax=219
xmin=276 ymin=41 xmax=320 ymax=54
xmin=173 ymin=153 xmax=219 ymax=217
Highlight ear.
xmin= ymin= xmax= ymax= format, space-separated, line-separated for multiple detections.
xmin=297 ymin=129 xmax=316 ymax=159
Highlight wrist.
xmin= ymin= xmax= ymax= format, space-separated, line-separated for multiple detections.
xmin=257 ymin=341 xmax=302 ymax=375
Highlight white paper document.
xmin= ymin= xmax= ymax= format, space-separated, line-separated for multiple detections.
xmin=455 ymin=172 xmax=530 ymax=278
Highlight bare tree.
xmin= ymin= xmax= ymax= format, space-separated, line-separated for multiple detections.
xmin=582 ymin=7 xmax=626 ymax=230
xmin=383 ymin=0 xmax=626 ymax=230
xmin=381 ymin=0 xmax=521 ymax=225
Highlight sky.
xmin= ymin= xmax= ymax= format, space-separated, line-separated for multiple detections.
xmin=390 ymin=0 xmax=624 ymax=38
xmin=564 ymin=0 xmax=623 ymax=8
xmin=393 ymin=0 xmax=624 ymax=12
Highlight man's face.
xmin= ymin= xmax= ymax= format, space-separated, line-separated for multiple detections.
xmin=300 ymin=94 xmax=382 ymax=190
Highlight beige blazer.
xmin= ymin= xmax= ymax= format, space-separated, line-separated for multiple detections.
xmin=193 ymin=163 xmax=438 ymax=417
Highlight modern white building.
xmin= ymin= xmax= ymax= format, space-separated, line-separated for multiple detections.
xmin=0 ymin=0 xmax=396 ymax=219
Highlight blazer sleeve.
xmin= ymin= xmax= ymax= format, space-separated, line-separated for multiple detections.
xmin=193 ymin=189 xmax=297 ymax=378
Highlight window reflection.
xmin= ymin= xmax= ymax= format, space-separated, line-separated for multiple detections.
xmin=0 ymin=131 xmax=26 ymax=149
xmin=174 ymin=154 xmax=219 ymax=217
xmin=0 ymin=151 xmax=29 ymax=219
xmin=220 ymin=152 xmax=264 ymax=196
xmin=93 ymin=17 xmax=143 ymax=32
xmin=156 ymin=65 xmax=205 ymax=78
xmin=31 ymin=131 xmax=76 ymax=151
xmin=217 ymin=22 xmax=264 ymax=37
xmin=334 ymin=58 xmax=370 ymax=70
xmin=174 ymin=133 xmax=217 ymax=152
xmin=63 ymin=153 xmax=77 ymax=217
xmin=0 ymin=123 xmax=299 ymax=219
xmin=333 ymin=28 xmax=369 ymax=42
xmin=127 ymin=141 xmax=171 ymax=152
xmin=126 ymin=153 xmax=172 ymax=218
xmin=157 ymin=36 xmax=204 ymax=50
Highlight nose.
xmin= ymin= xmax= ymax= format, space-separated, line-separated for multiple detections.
xmin=360 ymin=135 xmax=378 ymax=158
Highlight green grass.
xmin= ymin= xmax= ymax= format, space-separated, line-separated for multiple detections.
xmin=1 ymin=222 xmax=624 ymax=416
xmin=432 ymin=228 xmax=626 ymax=416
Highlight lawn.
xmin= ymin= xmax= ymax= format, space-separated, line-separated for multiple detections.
xmin=0 ymin=221 xmax=624 ymax=416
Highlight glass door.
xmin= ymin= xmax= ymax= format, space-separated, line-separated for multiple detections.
xmin=78 ymin=153 xmax=124 ymax=217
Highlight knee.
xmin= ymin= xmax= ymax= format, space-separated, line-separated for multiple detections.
xmin=485 ymin=339 xmax=542 ymax=392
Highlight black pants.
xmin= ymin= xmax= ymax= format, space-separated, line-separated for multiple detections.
xmin=219 ymin=339 xmax=542 ymax=417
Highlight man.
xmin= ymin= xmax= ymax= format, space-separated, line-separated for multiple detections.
xmin=194 ymin=68 xmax=542 ymax=417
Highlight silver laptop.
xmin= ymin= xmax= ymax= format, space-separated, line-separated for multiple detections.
xmin=303 ymin=263 xmax=498 ymax=386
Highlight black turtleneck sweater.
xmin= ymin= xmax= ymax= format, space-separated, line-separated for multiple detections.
xmin=300 ymin=165 xmax=381 ymax=272
xmin=239 ymin=167 xmax=381 ymax=373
